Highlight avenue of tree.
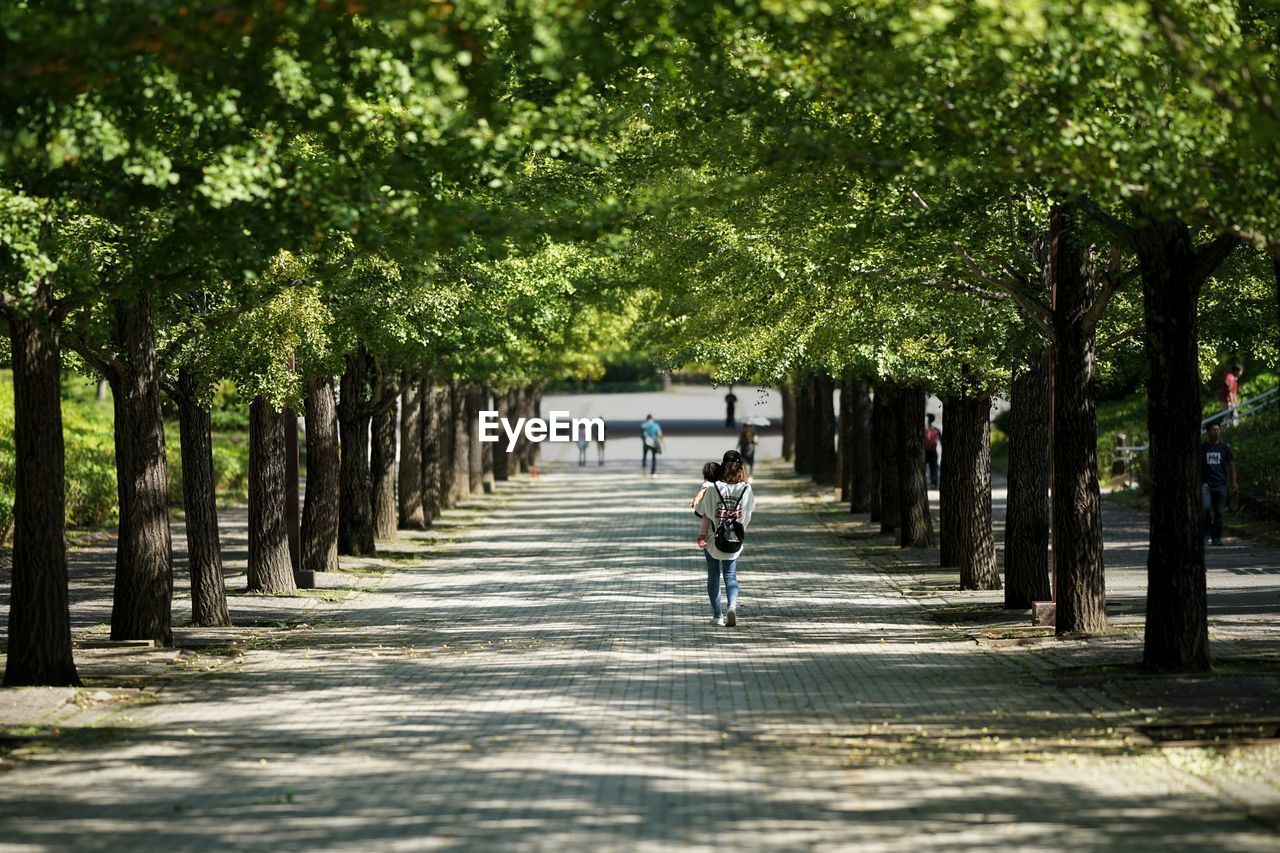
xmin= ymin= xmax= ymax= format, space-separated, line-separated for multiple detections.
xmin=2 ymin=1 xmax=1278 ymax=685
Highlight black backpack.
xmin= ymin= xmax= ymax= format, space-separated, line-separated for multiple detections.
xmin=712 ymin=483 xmax=750 ymax=552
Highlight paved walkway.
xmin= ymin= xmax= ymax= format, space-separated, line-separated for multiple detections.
xmin=3 ymin=462 xmax=1280 ymax=851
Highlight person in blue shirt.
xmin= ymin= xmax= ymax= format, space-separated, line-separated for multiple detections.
xmin=640 ymin=415 xmax=664 ymax=476
xmin=1201 ymin=422 xmax=1238 ymax=546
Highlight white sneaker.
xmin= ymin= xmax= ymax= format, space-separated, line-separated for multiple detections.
xmin=712 ymin=615 xmax=726 ymax=627
xmin=725 ymin=609 xmax=737 ymax=627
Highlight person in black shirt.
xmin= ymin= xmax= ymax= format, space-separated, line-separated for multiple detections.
xmin=1201 ymin=422 xmax=1238 ymax=546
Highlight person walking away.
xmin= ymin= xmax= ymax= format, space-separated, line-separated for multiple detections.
xmin=596 ymin=421 xmax=606 ymax=466
xmin=1220 ymin=362 xmax=1244 ymax=426
xmin=724 ymin=387 xmax=738 ymax=429
xmin=641 ymin=414 xmax=664 ymax=476
xmin=924 ymin=413 xmax=942 ymax=489
xmin=1201 ymin=422 xmax=1238 ymax=546
xmin=697 ymin=451 xmax=755 ymax=627
xmin=577 ymin=434 xmax=589 ymax=467
xmin=737 ymin=423 xmax=758 ymax=479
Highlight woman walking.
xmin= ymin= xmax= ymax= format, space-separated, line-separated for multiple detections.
xmin=696 ymin=450 xmax=755 ymax=627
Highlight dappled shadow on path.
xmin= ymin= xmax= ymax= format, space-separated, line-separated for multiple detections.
xmin=3 ymin=464 xmax=1279 ymax=849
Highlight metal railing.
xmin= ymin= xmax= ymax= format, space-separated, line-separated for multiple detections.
xmin=1118 ymin=385 xmax=1279 ymax=462
xmin=1201 ymin=385 xmax=1279 ymax=429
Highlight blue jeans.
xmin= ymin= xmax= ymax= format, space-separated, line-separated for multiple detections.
xmin=1203 ymin=484 xmax=1228 ymax=541
xmin=704 ymin=551 xmax=739 ymax=616
xmin=642 ymin=442 xmax=658 ymax=474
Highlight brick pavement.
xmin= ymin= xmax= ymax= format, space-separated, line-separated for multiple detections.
xmin=2 ymin=461 xmax=1279 ymax=851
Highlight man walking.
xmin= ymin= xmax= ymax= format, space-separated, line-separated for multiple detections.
xmin=923 ymin=413 xmax=942 ymax=489
xmin=724 ymin=388 xmax=738 ymax=429
xmin=1220 ymin=362 xmax=1244 ymax=426
xmin=640 ymin=414 xmax=664 ymax=476
xmin=1201 ymin=422 xmax=1238 ymax=546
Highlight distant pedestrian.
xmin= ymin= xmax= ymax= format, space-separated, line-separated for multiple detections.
xmin=737 ymin=423 xmax=758 ymax=479
xmin=923 ymin=413 xmax=942 ymax=488
xmin=724 ymin=387 xmax=738 ymax=429
xmin=1201 ymin=422 xmax=1238 ymax=547
xmin=697 ymin=450 xmax=755 ymax=627
xmin=596 ymin=422 xmax=606 ymax=466
xmin=641 ymin=414 xmax=664 ymax=476
xmin=577 ymin=434 xmax=589 ymax=467
xmin=1220 ymin=363 xmax=1244 ymax=426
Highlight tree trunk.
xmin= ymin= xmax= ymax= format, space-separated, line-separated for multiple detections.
xmin=468 ymin=385 xmax=486 ymax=494
xmin=398 ymin=379 xmax=426 ymax=529
xmin=946 ymin=390 xmax=998 ymax=588
xmin=847 ymin=378 xmax=874 ymax=513
xmin=876 ymin=386 xmax=900 ymax=535
xmin=302 ymin=375 xmax=341 ymax=573
xmin=438 ymin=381 xmax=457 ymax=507
xmin=450 ymin=381 xmax=472 ymax=504
xmin=1004 ymin=348 xmax=1052 ymax=608
xmin=794 ymin=378 xmax=814 ymax=475
xmin=338 ymin=348 xmax=376 ymax=556
xmin=868 ymin=390 xmax=882 ymax=523
xmin=248 ymin=398 xmax=296 ymax=594
xmin=493 ymin=390 xmax=510 ymax=481
xmin=1050 ymin=205 xmax=1107 ymax=635
xmin=419 ymin=379 xmax=440 ymax=523
xmin=1137 ymin=220 xmax=1216 ymax=671
xmin=780 ymin=385 xmax=796 ymax=463
xmin=3 ymin=299 xmax=79 ymax=686
xmin=897 ymin=388 xmax=935 ymax=549
xmin=175 ymin=368 xmax=230 ymax=627
xmin=509 ymin=388 xmax=530 ymax=474
xmin=108 ymin=295 xmax=174 ymax=646
xmin=838 ymin=376 xmax=854 ymax=500
xmin=526 ymin=388 xmax=544 ymax=469
xmin=480 ymin=386 xmax=495 ymax=492
xmin=938 ymin=395 xmax=961 ymax=568
xmin=370 ymin=376 xmax=398 ymax=541
xmin=812 ymin=372 xmax=838 ymax=486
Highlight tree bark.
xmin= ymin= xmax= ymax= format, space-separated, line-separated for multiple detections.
xmin=492 ymin=390 xmax=510 ymax=482
xmin=436 ymin=380 xmax=456 ymax=508
xmin=3 ymin=298 xmax=79 ymax=686
xmin=838 ymin=376 xmax=854 ymax=500
xmin=338 ymin=348 xmax=376 ymax=556
xmin=248 ymin=398 xmax=296 ymax=594
xmin=398 ymin=378 xmax=426 ymax=529
xmin=175 ymin=368 xmax=230 ymax=627
xmin=794 ymin=379 xmax=813 ymax=475
xmin=302 ymin=375 xmax=341 ymax=573
xmin=812 ymin=372 xmax=838 ymax=486
xmin=1004 ymin=349 xmax=1052 ymax=608
xmin=468 ymin=385 xmax=485 ymax=494
xmin=897 ymin=388 xmax=935 ymax=549
xmin=946 ymin=390 xmax=998 ymax=588
xmin=876 ymin=386 xmax=900 ymax=535
xmin=108 ymin=294 xmax=174 ymax=646
xmin=938 ymin=395 xmax=961 ymax=568
xmin=1136 ymin=220 xmax=1234 ymax=671
xmin=1050 ymin=205 xmax=1107 ymax=635
xmin=868 ymin=391 xmax=882 ymax=523
xmin=450 ymin=381 xmax=472 ymax=504
xmin=780 ymin=384 xmax=796 ymax=463
xmin=419 ymin=379 xmax=440 ymax=522
xmin=509 ymin=388 xmax=530 ymax=474
xmin=847 ymin=378 xmax=874 ymax=513
xmin=370 ymin=374 xmax=398 ymax=541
